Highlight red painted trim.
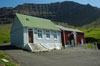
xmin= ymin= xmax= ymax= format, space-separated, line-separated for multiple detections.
xmin=61 ymin=30 xmax=86 ymax=46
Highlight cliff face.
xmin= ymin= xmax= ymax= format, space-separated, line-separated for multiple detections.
xmin=0 ymin=7 xmax=14 ymax=24
xmin=0 ymin=1 xmax=100 ymax=26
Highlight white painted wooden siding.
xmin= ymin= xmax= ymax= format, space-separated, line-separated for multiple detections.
xmin=23 ymin=28 xmax=62 ymax=49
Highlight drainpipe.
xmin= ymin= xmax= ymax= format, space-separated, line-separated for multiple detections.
xmin=73 ymin=32 xmax=77 ymax=46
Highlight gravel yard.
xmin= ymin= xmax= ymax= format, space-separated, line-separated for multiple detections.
xmin=1 ymin=45 xmax=100 ymax=66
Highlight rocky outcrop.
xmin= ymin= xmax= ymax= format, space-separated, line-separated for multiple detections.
xmin=0 ymin=7 xmax=14 ymax=24
xmin=0 ymin=1 xmax=100 ymax=26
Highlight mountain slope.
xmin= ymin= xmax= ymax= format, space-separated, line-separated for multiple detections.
xmin=83 ymin=17 xmax=100 ymax=28
xmin=0 ymin=1 xmax=100 ymax=27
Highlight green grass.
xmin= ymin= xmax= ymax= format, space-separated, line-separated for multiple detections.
xmin=0 ymin=24 xmax=11 ymax=44
xmin=86 ymin=43 xmax=97 ymax=49
xmin=78 ymin=27 xmax=100 ymax=39
xmin=0 ymin=24 xmax=19 ymax=66
xmin=0 ymin=24 xmax=12 ymax=30
xmin=86 ymin=43 xmax=92 ymax=48
xmin=94 ymin=44 xmax=97 ymax=49
xmin=0 ymin=30 xmax=10 ymax=44
xmin=0 ymin=51 xmax=19 ymax=66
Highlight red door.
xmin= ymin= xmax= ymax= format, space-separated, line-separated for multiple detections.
xmin=28 ymin=31 xmax=33 ymax=43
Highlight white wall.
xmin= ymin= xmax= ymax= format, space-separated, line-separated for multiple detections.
xmin=11 ymin=29 xmax=23 ymax=48
xmin=23 ymin=28 xmax=62 ymax=49
xmin=23 ymin=28 xmax=29 ymax=46
xmin=11 ymin=17 xmax=24 ymax=48
xmin=34 ymin=29 xmax=62 ymax=49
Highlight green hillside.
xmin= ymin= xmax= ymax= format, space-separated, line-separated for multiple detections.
xmin=79 ymin=27 xmax=100 ymax=40
xmin=0 ymin=24 xmax=12 ymax=30
xmin=0 ymin=24 xmax=12 ymax=44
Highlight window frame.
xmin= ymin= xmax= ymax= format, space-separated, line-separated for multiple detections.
xmin=46 ymin=30 xmax=50 ymax=39
xmin=53 ymin=31 xmax=57 ymax=40
xmin=37 ymin=29 xmax=42 ymax=39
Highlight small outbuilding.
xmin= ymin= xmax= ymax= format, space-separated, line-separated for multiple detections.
xmin=57 ymin=25 xmax=85 ymax=47
xmin=11 ymin=13 xmax=62 ymax=52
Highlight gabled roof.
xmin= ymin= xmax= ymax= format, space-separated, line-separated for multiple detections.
xmin=56 ymin=25 xmax=84 ymax=33
xmin=16 ymin=13 xmax=60 ymax=31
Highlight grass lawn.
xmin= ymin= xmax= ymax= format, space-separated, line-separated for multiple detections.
xmin=0 ymin=51 xmax=19 ymax=66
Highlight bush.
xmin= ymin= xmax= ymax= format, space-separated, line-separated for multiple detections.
xmin=86 ymin=43 xmax=92 ymax=48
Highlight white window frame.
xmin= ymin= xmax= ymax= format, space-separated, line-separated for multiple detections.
xmin=54 ymin=31 xmax=57 ymax=40
xmin=37 ymin=29 xmax=42 ymax=39
xmin=46 ymin=30 xmax=50 ymax=39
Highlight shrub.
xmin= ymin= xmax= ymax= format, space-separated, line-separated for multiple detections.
xmin=86 ymin=43 xmax=92 ymax=48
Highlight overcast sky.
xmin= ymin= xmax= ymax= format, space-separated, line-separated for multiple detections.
xmin=0 ymin=0 xmax=100 ymax=8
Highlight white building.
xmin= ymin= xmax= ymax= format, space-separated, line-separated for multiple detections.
xmin=11 ymin=13 xmax=62 ymax=52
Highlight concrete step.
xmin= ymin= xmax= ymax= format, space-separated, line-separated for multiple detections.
xmin=29 ymin=43 xmax=49 ymax=52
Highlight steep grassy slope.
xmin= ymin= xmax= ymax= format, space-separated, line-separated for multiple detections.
xmin=0 ymin=24 xmax=12 ymax=44
xmin=0 ymin=24 xmax=12 ymax=30
xmin=79 ymin=27 xmax=100 ymax=40
xmin=0 ymin=30 xmax=10 ymax=44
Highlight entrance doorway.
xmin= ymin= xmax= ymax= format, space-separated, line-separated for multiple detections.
xmin=28 ymin=29 xmax=33 ymax=43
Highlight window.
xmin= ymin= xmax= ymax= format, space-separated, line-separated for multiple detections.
xmin=37 ymin=29 xmax=42 ymax=38
xmin=46 ymin=30 xmax=50 ymax=38
xmin=54 ymin=31 xmax=57 ymax=39
xmin=34 ymin=28 xmax=37 ymax=34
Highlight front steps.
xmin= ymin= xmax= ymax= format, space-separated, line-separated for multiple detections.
xmin=27 ymin=43 xmax=49 ymax=52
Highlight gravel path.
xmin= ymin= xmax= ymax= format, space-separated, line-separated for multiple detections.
xmin=1 ymin=45 xmax=100 ymax=66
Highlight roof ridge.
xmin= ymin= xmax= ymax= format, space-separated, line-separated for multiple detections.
xmin=16 ymin=13 xmax=50 ymax=21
